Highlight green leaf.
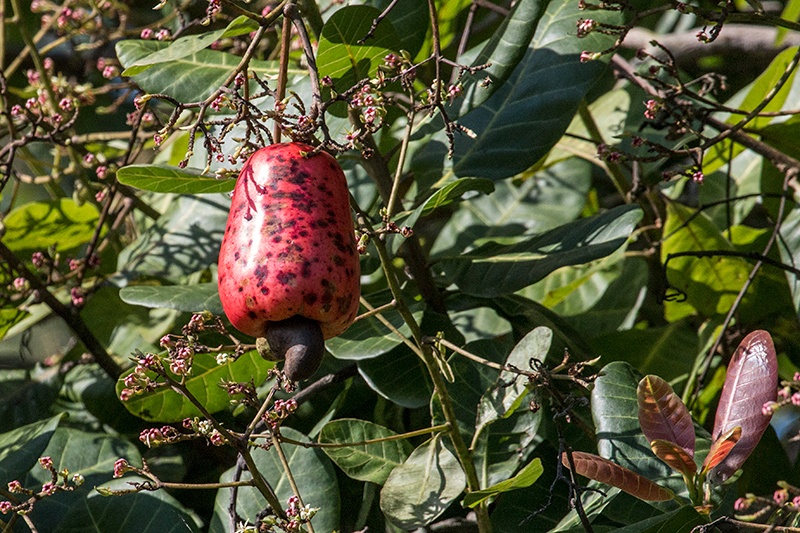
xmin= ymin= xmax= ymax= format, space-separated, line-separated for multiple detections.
xmin=357 ymin=345 xmax=433 ymax=408
xmin=57 ymin=477 xmax=200 ymax=533
xmin=317 ymin=5 xmax=400 ymax=92
xmin=0 ymin=368 xmax=61 ymax=434
xmin=116 ymin=40 xmax=289 ymax=102
xmin=3 ymin=199 xmax=99 ymax=259
xmin=436 ymin=204 xmax=642 ymax=297
xmin=476 ymin=327 xmax=552 ymax=431
xmin=117 ymin=164 xmax=235 ymax=194
xmin=380 ymin=436 xmax=467 ymax=529
xmin=24 ymin=427 xmax=143 ymax=533
xmin=117 ymin=194 xmax=229 ymax=282
xmin=463 ymin=458 xmax=543 ymax=508
xmin=778 ymin=206 xmax=800 ymax=316
xmin=209 ymin=428 xmax=340 ymax=533
xmin=611 ymin=503 xmax=705 ymax=533
xmin=661 ymin=202 xmax=752 ymax=318
xmin=117 ymin=349 xmax=274 ymax=422
xmin=0 ymin=307 xmax=28 ymax=342
xmin=451 ymin=0 xmax=550 ymax=118
xmin=121 ymin=15 xmax=258 ymax=75
xmin=119 ymin=283 xmax=223 ymax=315
xmin=448 ymin=0 xmax=623 ymax=179
xmin=318 ymin=418 xmax=412 ymax=484
xmin=368 ymin=0 xmax=428 ymax=58
xmin=415 ymin=177 xmax=495 ymax=218
xmin=0 ymin=414 xmax=63 ymax=485
xmin=327 ymin=294 xmax=424 ymax=360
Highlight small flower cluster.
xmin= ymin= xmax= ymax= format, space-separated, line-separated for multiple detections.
xmin=139 ymin=425 xmax=182 ymax=448
xmin=350 ymin=83 xmax=387 ymax=129
xmin=734 ymin=481 xmax=800 ymax=524
xmin=265 ymin=399 xmax=298 ymax=429
xmin=119 ymin=352 xmax=164 ymax=401
xmin=220 ymin=379 xmax=259 ymax=408
xmin=765 ymin=372 xmax=800 ymax=416
xmin=421 ymin=79 xmax=464 ymax=107
xmin=183 ymin=417 xmax=226 ymax=446
xmin=1 ymin=457 xmax=85 ymax=516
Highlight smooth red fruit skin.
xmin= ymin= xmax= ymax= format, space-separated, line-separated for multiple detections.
xmin=218 ymin=143 xmax=360 ymax=340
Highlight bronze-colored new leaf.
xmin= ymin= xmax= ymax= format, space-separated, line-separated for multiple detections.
xmin=710 ymin=331 xmax=777 ymax=483
xmin=650 ymin=438 xmax=697 ymax=476
xmin=638 ymin=375 xmax=695 ymax=458
xmin=701 ymin=426 xmax=741 ymax=475
xmin=562 ymin=451 xmax=674 ymax=502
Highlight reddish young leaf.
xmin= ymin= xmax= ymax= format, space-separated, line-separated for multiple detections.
xmin=710 ymin=330 xmax=777 ymax=482
xmin=638 ymin=375 xmax=696 ymax=458
xmin=562 ymin=451 xmax=674 ymax=502
xmin=701 ymin=426 xmax=741 ymax=475
xmin=650 ymin=439 xmax=697 ymax=476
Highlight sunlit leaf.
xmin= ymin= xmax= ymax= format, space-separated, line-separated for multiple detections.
xmin=562 ymin=451 xmax=674 ymax=502
xmin=318 ymin=418 xmax=412 ymax=484
xmin=462 ymin=458 xmax=543 ymax=508
xmin=117 ymin=164 xmax=235 ymax=194
xmin=3 ymin=199 xmax=100 ymax=259
xmin=701 ymin=426 xmax=741 ymax=475
xmin=650 ymin=439 xmax=697 ymax=477
xmin=710 ymin=330 xmax=777 ymax=482
xmin=380 ymin=436 xmax=467 ymax=529
xmin=637 ymin=375 xmax=696 ymax=458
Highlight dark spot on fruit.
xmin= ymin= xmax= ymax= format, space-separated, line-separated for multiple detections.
xmin=303 ymin=293 xmax=318 ymax=305
xmin=332 ymin=255 xmax=344 ymax=266
xmin=246 ymin=296 xmax=256 ymax=308
xmin=272 ymin=235 xmax=282 ymax=243
xmin=261 ymin=288 xmax=270 ymax=295
xmin=254 ymin=264 xmax=269 ymax=283
xmin=277 ymin=271 xmax=296 ymax=285
xmin=238 ymin=287 xmax=244 ymax=292
xmin=248 ymin=311 xmax=258 ymax=319
xmin=337 ymin=294 xmax=353 ymax=314
xmin=301 ymin=260 xmax=312 ymax=278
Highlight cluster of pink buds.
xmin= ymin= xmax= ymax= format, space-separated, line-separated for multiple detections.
xmin=139 ymin=426 xmax=181 ymax=448
xmin=182 ymin=417 xmax=226 ymax=446
xmin=0 ymin=460 xmax=85 ymax=516
xmin=119 ymin=353 xmax=163 ymax=401
xmin=265 ymin=399 xmax=298 ymax=428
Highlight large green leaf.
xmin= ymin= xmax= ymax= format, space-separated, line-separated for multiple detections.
xmin=463 ymin=458 xmax=543 ymax=508
xmin=0 ymin=414 xmax=62 ymax=485
xmin=117 ymin=349 xmax=274 ymax=422
xmin=56 ymin=477 xmax=199 ymax=533
xmin=472 ymin=408 xmax=542 ymax=491
xmin=0 ymin=368 xmax=60 ymax=434
xmin=444 ymin=0 xmax=623 ymax=180
xmin=379 ymin=436 xmax=467 ymax=529
xmin=436 ymin=204 xmax=642 ymax=297
xmin=778 ymin=206 xmax=800 ymax=316
xmin=116 ymin=194 xmax=229 ymax=283
xmin=117 ymin=165 xmax=235 ymax=195
xmin=121 ymin=15 xmax=258 ymax=75
xmin=661 ymin=202 xmax=752 ymax=319
xmin=2 ymin=199 xmax=99 ymax=259
xmin=357 ymin=345 xmax=433 ymax=408
xmin=318 ymin=418 xmax=412 ymax=484
xmin=119 ymin=283 xmax=224 ymax=316
xmin=317 ymin=5 xmax=400 ymax=92
xmin=452 ymin=0 xmax=550 ymax=118
xmin=0 ymin=308 xmax=28 ymax=343
xmin=115 ymin=40 xmax=288 ymax=102
xmin=611 ymin=505 xmax=705 ymax=533
xmin=368 ymin=0 xmax=428 ymax=58
xmin=24 ymin=427 xmax=143 ymax=533
xmin=209 ymin=428 xmax=340 ymax=533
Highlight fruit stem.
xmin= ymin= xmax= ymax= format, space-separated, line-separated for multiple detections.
xmin=366 ymin=215 xmax=493 ymax=533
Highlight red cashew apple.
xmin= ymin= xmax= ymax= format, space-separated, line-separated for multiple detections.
xmin=218 ymin=142 xmax=360 ymax=380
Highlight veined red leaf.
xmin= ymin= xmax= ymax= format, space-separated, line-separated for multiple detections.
xmin=710 ymin=330 xmax=777 ymax=483
xmin=638 ymin=375 xmax=696 ymax=457
xmin=702 ymin=426 xmax=741 ymax=475
xmin=562 ymin=451 xmax=674 ymax=502
xmin=650 ymin=439 xmax=697 ymax=476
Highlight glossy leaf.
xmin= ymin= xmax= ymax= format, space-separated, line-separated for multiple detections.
xmin=415 ymin=178 xmax=495 ymax=219
xmin=119 ymin=283 xmax=224 ymax=316
xmin=649 ymin=439 xmax=697 ymax=477
xmin=0 ymin=308 xmax=29 ymax=343
xmin=368 ymin=0 xmax=428 ymax=57
xmin=318 ymin=418 xmax=412 ymax=484
xmin=0 ymin=414 xmax=62 ymax=484
xmin=117 ymin=164 xmax=235 ymax=194
xmin=116 ymin=40 xmax=288 ymax=102
xmin=563 ymin=451 xmax=674 ymax=502
xmin=778 ymin=206 xmax=800 ymax=315
xmin=710 ymin=330 xmax=777 ymax=482
xmin=117 ymin=350 xmax=274 ymax=422
xmin=357 ymin=345 xmax=433 ymax=408
xmin=436 ymin=204 xmax=643 ymax=297
xmin=2 ymin=199 xmax=99 ymax=259
xmin=476 ymin=327 xmax=552 ymax=431
xmin=448 ymin=0 xmax=623 ymax=179
xmin=209 ymin=428 xmax=339 ymax=533
xmin=701 ymin=426 xmax=741 ymax=475
xmin=380 ymin=437 xmax=467 ymax=529
xmin=462 ymin=458 xmax=543 ymax=508
xmin=637 ymin=375 xmax=696 ymax=458
xmin=317 ymin=5 xmax=399 ymax=93
xmin=121 ymin=15 xmax=258 ymax=75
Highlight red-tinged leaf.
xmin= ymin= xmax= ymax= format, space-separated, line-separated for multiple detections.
xmin=562 ymin=451 xmax=674 ymax=502
xmin=650 ymin=439 xmax=697 ymax=476
xmin=638 ymin=375 xmax=696 ymax=458
xmin=710 ymin=330 xmax=778 ymax=483
xmin=701 ymin=426 xmax=742 ymax=475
